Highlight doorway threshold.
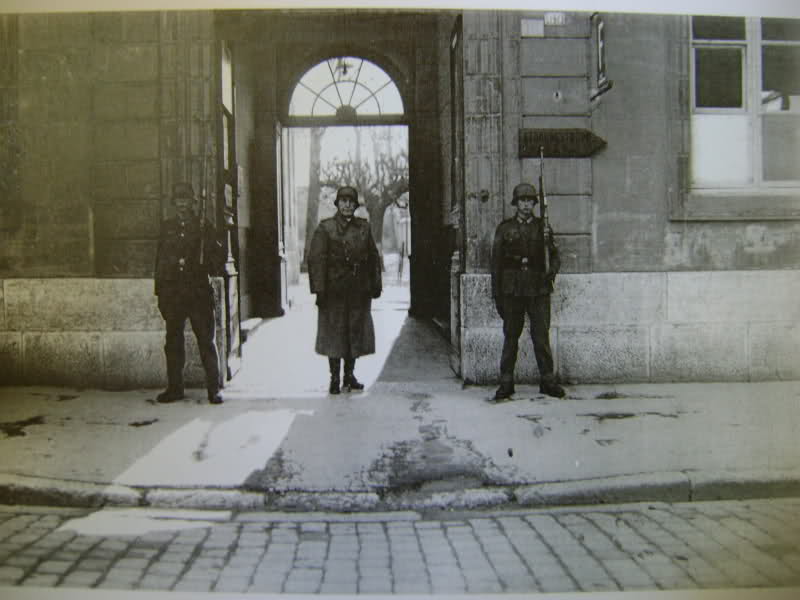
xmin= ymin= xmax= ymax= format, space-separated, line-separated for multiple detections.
xmin=241 ymin=317 xmax=267 ymax=343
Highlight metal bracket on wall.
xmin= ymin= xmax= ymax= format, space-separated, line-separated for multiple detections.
xmin=590 ymin=80 xmax=614 ymax=102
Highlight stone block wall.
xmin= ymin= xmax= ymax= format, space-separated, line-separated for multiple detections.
xmin=1 ymin=11 xmax=217 ymax=280
xmin=459 ymin=270 xmax=800 ymax=384
xmin=0 ymin=278 xmax=225 ymax=389
xmin=3 ymin=13 xmax=94 ymax=276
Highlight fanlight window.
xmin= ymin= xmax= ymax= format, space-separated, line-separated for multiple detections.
xmin=289 ymin=57 xmax=404 ymax=118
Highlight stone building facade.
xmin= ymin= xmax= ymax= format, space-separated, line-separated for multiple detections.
xmin=1 ymin=9 xmax=798 ymax=387
xmin=453 ymin=11 xmax=800 ymax=383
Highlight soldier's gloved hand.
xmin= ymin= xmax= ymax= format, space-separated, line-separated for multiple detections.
xmin=494 ymin=298 xmax=504 ymax=319
xmin=372 ymin=288 xmax=382 ymax=299
xmin=316 ymin=293 xmax=327 ymax=308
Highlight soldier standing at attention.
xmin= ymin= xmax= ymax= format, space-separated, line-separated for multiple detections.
xmin=491 ymin=182 xmax=566 ymax=401
xmin=154 ymin=182 xmax=224 ymax=405
xmin=308 ymin=186 xmax=382 ymax=394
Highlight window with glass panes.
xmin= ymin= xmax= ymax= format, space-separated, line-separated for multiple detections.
xmin=691 ymin=16 xmax=800 ymax=188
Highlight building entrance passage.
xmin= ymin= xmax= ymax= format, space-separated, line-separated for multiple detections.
xmin=284 ymin=125 xmax=411 ymax=313
xmin=213 ymin=11 xmax=459 ymax=392
xmin=226 ymin=42 xmax=459 ymax=396
xmin=228 ymin=124 xmax=419 ymax=397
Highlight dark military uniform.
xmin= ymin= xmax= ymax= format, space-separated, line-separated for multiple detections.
xmin=308 ymin=186 xmax=382 ymax=393
xmin=491 ymin=183 xmax=564 ymax=399
xmin=154 ymin=183 xmax=223 ymax=404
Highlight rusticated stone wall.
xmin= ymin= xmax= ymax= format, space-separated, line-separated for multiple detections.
xmin=0 ymin=278 xmax=225 ymax=389
xmin=459 ymin=270 xmax=800 ymax=384
xmin=0 ymin=11 xmax=218 ymax=279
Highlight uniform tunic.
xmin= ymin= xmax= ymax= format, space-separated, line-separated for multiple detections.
xmin=308 ymin=213 xmax=382 ymax=359
xmin=490 ymin=215 xmax=560 ymax=381
xmin=154 ymin=216 xmax=221 ymax=392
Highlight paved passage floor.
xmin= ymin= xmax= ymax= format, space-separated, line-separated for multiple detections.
xmin=0 ymin=498 xmax=798 ymax=595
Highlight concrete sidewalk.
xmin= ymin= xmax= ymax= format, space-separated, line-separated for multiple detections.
xmin=1 ymin=376 xmax=799 ymax=512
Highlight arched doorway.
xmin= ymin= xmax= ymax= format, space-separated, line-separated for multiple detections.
xmin=218 ymin=11 xmax=458 ymax=394
xmin=282 ymin=56 xmax=410 ymax=312
xmin=229 ymin=54 xmax=421 ymax=396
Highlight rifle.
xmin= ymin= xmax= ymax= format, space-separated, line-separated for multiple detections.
xmin=198 ymin=130 xmax=209 ymax=266
xmin=538 ymin=146 xmax=550 ymax=275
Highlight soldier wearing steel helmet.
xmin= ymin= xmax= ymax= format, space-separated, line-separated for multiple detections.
xmin=308 ymin=185 xmax=382 ymax=394
xmin=491 ymin=182 xmax=565 ymax=400
xmin=154 ymin=182 xmax=224 ymax=405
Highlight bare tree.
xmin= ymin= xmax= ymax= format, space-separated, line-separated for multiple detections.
xmin=319 ymin=128 xmax=408 ymax=244
xmin=302 ymin=127 xmax=325 ymax=269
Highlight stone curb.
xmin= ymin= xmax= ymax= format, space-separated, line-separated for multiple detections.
xmin=2 ymin=471 xmax=800 ymax=513
xmin=382 ymin=487 xmax=513 ymax=511
xmin=0 ymin=474 xmax=143 ymax=508
xmin=512 ymin=472 xmax=693 ymax=507
xmin=690 ymin=469 xmax=800 ymax=501
xmin=145 ymin=489 xmax=266 ymax=510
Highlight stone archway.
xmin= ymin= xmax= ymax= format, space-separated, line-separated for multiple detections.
xmin=217 ymin=10 xmax=451 ymax=327
xmin=282 ymin=55 xmax=410 ymax=289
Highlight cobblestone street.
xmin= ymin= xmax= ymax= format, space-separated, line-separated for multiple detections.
xmin=0 ymin=498 xmax=798 ymax=595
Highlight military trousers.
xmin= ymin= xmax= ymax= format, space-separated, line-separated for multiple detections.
xmin=499 ymin=294 xmax=555 ymax=383
xmin=157 ymin=284 xmax=220 ymax=394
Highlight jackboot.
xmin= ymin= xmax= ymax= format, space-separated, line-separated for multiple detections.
xmin=539 ymin=376 xmax=566 ymax=399
xmin=208 ymin=388 xmax=223 ymax=405
xmin=342 ymin=358 xmax=364 ymax=392
xmin=159 ymin=345 xmax=185 ymax=403
xmin=328 ymin=358 xmax=341 ymax=395
xmin=157 ymin=386 xmax=185 ymax=404
xmin=493 ymin=382 xmax=515 ymax=401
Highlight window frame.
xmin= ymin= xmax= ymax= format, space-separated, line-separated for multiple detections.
xmin=691 ymin=42 xmax=747 ymax=114
xmin=758 ymin=28 xmax=800 ymax=186
xmin=690 ymin=16 xmax=800 ymax=192
xmin=286 ymin=56 xmax=406 ymax=127
xmin=673 ymin=15 xmax=800 ymax=222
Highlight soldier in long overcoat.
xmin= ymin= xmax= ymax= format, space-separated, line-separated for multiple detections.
xmin=308 ymin=186 xmax=382 ymax=394
xmin=154 ymin=182 xmax=224 ymax=405
xmin=491 ymin=182 xmax=566 ymax=401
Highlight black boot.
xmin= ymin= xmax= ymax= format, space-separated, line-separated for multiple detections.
xmin=493 ymin=382 xmax=515 ymax=401
xmin=539 ymin=376 xmax=566 ymax=399
xmin=157 ymin=386 xmax=185 ymax=404
xmin=159 ymin=344 xmax=185 ymax=403
xmin=328 ymin=358 xmax=341 ymax=395
xmin=343 ymin=358 xmax=364 ymax=392
xmin=208 ymin=388 xmax=223 ymax=405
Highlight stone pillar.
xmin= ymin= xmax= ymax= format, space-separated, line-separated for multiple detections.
xmin=409 ymin=14 xmax=444 ymax=318
xmin=457 ymin=12 xmax=508 ymax=382
xmin=157 ymin=11 xmax=217 ymax=223
xmin=0 ymin=16 xmax=21 ymax=236
xmin=462 ymin=11 xmax=506 ymax=274
xmin=223 ymin=231 xmax=241 ymax=379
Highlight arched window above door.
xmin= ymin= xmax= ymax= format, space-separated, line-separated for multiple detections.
xmin=289 ymin=56 xmax=404 ymax=123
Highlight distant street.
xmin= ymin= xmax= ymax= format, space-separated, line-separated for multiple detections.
xmin=0 ymin=498 xmax=798 ymax=594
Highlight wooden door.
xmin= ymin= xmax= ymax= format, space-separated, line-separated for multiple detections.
xmin=275 ymin=121 xmax=289 ymax=314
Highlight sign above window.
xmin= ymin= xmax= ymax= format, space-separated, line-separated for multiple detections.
xmin=544 ymin=12 xmax=566 ymax=26
xmin=520 ymin=18 xmax=544 ymax=38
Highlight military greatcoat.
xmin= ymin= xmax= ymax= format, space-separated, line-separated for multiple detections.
xmin=308 ymin=213 xmax=382 ymax=359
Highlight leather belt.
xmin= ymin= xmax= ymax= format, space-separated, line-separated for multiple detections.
xmin=505 ymin=256 xmax=533 ymax=268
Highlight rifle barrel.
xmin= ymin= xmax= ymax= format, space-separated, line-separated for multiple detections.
xmin=199 ymin=121 xmax=209 ymax=265
xmin=539 ymin=146 xmax=550 ymax=274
